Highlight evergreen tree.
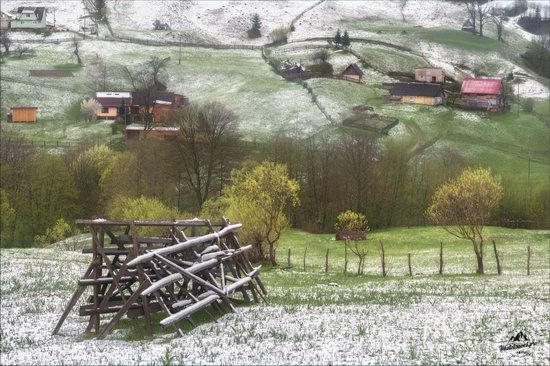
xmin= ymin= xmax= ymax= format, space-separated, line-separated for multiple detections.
xmin=342 ymin=30 xmax=351 ymax=47
xmin=252 ymin=13 xmax=262 ymax=31
xmin=334 ymin=29 xmax=342 ymax=45
xmin=248 ymin=13 xmax=262 ymax=38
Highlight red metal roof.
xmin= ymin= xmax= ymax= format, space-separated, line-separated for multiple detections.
xmin=461 ymin=78 xmax=502 ymax=95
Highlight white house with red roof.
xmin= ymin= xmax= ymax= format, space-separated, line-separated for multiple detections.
xmin=459 ymin=78 xmax=506 ymax=112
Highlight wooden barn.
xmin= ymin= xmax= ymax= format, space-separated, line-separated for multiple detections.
xmin=131 ymin=91 xmax=188 ymax=124
xmin=95 ymin=92 xmax=132 ymax=119
xmin=389 ymin=83 xmax=445 ymax=105
xmin=8 ymin=107 xmax=38 ymax=123
xmin=415 ymin=68 xmax=444 ymax=83
xmin=342 ymin=63 xmax=364 ymax=82
xmin=459 ymin=78 xmax=506 ymax=112
xmin=125 ymin=124 xmax=180 ymax=141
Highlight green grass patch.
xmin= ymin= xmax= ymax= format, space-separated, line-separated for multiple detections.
xmin=53 ymin=63 xmax=83 ymax=72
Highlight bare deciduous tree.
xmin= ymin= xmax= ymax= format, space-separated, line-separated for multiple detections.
xmin=173 ymin=102 xmax=241 ymax=211
xmin=491 ymin=8 xmax=506 ymax=41
xmin=73 ymin=37 xmax=83 ymax=66
xmin=15 ymin=45 xmax=33 ymax=58
xmin=0 ymin=31 xmax=12 ymax=54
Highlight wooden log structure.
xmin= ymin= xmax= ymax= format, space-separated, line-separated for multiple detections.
xmin=52 ymin=217 xmax=266 ymax=339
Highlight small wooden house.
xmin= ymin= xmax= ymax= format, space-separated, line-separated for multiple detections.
xmin=459 ymin=78 xmax=506 ymax=112
xmin=9 ymin=107 xmax=38 ymax=123
xmin=461 ymin=19 xmax=475 ymax=33
xmin=280 ymin=60 xmax=308 ymax=80
xmin=415 ymin=67 xmax=444 ymax=84
xmin=389 ymin=83 xmax=445 ymax=105
xmin=125 ymin=124 xmax=180 ymax=141
xmin=95 ymin=92 xmax=132 ymax=119
xmin=1 ymin=10 xmax=12 ymax=29
xmin=342 ymin=63 xmax=364 ymax=82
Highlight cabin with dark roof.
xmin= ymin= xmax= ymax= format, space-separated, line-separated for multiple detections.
xmin=342 ymin=63 xmax=364 ymax=82
xmin=459 ymin=78 xmax=506 ymax=112
xmin=389 ymin=83 xmax=445 ymax=106
xmin=461 ymin=19 xmax=475 ymax=33
xmin=1 ymin=11 xmax=12 ymax=29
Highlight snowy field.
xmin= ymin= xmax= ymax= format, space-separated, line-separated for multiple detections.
xmin=1 ymin=226 xmax=549 ymax=365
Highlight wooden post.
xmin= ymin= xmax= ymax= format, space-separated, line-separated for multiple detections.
xmin=439 ymin=242 xmax=443 ymax=275
xmin=379 ymin=241 xmax=386 ymax=277
xmin=325 ymin=248 xmax=329 ymax=274
xmin=492 ymin=240 xmax=502 ymax=275
xmin=287 ymin=248 xmax=291 ymax=267
xmin=303 ymin=247 xmax=307 ymax=272
xmin=344 ymin=240 xmax=348 ymax=274
xmin=407 ymin=253 xmax=412 ymax=276
xmin=527 ymin=245 xmax=532 ymax=275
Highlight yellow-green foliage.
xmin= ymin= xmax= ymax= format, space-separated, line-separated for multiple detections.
xmin=222 ymin=162 xmax=299 ymax=262
xmin=33 ymin=218 xmax=74 ymax=247
xmin=335 ymin=210 xmax=369 ymax=233
xmin=0 ymin=190 xmax=15 ymax=247
xmin=426 ymin=167 xmax=503 ymax=274
xmin=426 ymin=167 xmax=503 ymax=230
xmin=107 ymin=195 xmax=184 ymax=236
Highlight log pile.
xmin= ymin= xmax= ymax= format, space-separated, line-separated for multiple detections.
xmin=52 ymin=218 xmax=266 ymax=339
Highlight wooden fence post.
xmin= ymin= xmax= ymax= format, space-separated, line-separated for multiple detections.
xmin=303 ymin=247 xmax=307 ymax=272
xmin=492 ymin=240 xmax=502 ymax=275
xmin=287 ymin=248 xmax=291 ymax=268
xmin=344 ymin=240 xmax=348 ymax=274
xmin=407 ymin=253 xmax=412 ymax=276
xmin=527 ymin=246 xmax=532 ymax=275
xmin=325 ymin=248 xmax=329 ymax=274
xmin=439 ymin=242 xmax=443 ymax=275
xmin=379 ymin=240 xmax=386 ymax=277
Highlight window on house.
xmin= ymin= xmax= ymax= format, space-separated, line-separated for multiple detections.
xmin=101 ymin=107 xmax=109 ymax=113
xmin=431 ymin=76 xmax=437 ymax=83
xmin=26 ymin=14 xmax=30 ymax=17
xmin=408 ymin=96 xmax=415 ymax=103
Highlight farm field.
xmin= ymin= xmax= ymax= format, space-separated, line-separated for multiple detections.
xmin=1 ymin=226 xmax=549 ymax=365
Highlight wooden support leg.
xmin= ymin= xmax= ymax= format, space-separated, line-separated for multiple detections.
xmin=52 ymin=285 xmax=87 ymax=335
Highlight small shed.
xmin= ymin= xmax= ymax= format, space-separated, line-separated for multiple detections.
xmin=342 ymin=63 xmax=364 ymax=82
xmin=389 ymin=83 xmax=445 ymax=105
xmin=415 ymin=68 xmax=444 ymax=84
xmin=9 ymin=107 xmax=38 ymax=123
xmin=461 ymin=19 xmax=475 ymax=33
xmin=459 ymin=78 xmax=506 ymax=112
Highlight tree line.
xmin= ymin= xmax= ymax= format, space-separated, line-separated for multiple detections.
xmin=1 ymin=103 xmax=548 ymax=250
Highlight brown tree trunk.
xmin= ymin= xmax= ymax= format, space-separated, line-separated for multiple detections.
xmin=407 ymin=253 xmax=412 ymax=276
xmin=527 ymin=245 xmax=532 ymax=275
xmin=303 ymin=247 xmax=307 ymax=272
xmin=287 ymin=248 xmax=291 ymax=267
xmin=269 ymin=242 xmax=277 ymax=266
xmin=379 ymin=240 xmax=386 ymax=277
xmin=472 ymin=240 xmax=484 ymax=274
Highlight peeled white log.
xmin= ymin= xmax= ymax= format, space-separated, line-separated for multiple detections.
xmin=171 ymin=299 xmax=192 ymax=309
xmin=142 ymin=273 xmax=182 ymax=296
xmin=160 ymin=294 xmax=219 ymax=327
xmin=127 ymin=224 xmax=241 ymax=267
xmin=200 ymin=251 xmax=226 ymax=261
xmin=200 ymin=245 xmax=219 ymax=255
xmin=226 ymin=276 xmax=252 ymax=294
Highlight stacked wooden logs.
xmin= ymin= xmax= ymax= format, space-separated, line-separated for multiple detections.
xmin=52 ymin=218 xmax=266 ymax=339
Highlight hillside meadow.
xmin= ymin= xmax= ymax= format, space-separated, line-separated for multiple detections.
xmin=1 ymin=226 xmax=548 ymax=364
